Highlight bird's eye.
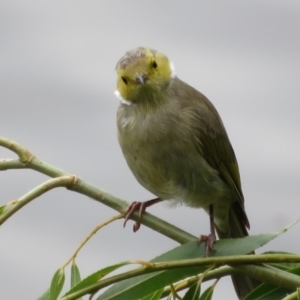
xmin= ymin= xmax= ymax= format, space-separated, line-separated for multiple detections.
xmin=121 ymin=76 xmax=128 ymax=85
xmin=152 ymin=60 xmax=158 ymax=68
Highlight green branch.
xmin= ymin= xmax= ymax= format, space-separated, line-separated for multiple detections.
xmin=0 ymin=136 xmax=195 ymax=244
xmin=2 ymin=136 xmax=300 ymax=300
xmin=282 ymin=291 xmax=299 ymax=300
xmin=0 ymin=175 xmax=76 ymax=225
xmin=61 ymin=254 xmax=300 ymax=300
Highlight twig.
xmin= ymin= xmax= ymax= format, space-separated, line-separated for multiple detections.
xmin=61 ymin=214 xmax=124 ymax=269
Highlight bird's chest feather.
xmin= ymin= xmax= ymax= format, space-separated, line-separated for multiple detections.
xmin=118 ymin=103 xmax=184 ymax=167
xmin=117 ymin=102 xmax=228 ymax=206
xmin=118 ymin=103 xmax=189 ymax=192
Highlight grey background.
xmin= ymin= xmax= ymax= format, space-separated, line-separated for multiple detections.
xmin=1 ymin=1 xmax=300 ymax=299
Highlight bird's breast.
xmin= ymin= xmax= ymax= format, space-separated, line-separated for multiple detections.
xmin=117 ymin=102 xmax=228 ymax=208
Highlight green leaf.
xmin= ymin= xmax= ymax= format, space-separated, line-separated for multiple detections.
xmin=49 ymin=268 xmax=65 ymax=300
xmin=244 ymin=285 xmax=291 ymax=300
xmin=182 ymin=282 xmax=200 ymax=300
xmin=64 ymin=261 xmax=130 ymax=297
xmin=297 ymin=287 xmax=300 ymax=300
xmin=71 ymin=262 xmax=81 ymax=287
xmin=199 ymin=283 xmax=216 ymax=300
xmin=262 ymin=251 xmax=300 ymax=270
xmin=140 ymin=288 xmax=164 ymax=300
xmin=96 ymin=226 xmax=289 ymax=300
xmin=37 ymin=289 xmax=49 ymax=300
xmin=71 ymin=262 xmax=82 ymax=300
xmin=0 ymin=205 xmax=6 ymax=216
xmin=245 ymin=267 xmax=300 ymax=300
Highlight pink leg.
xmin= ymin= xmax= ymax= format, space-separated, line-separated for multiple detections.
xmin=124 ymin=198 xmax=162 ymax=232
xmin=199 ymin=204 xmax=217 ymax=256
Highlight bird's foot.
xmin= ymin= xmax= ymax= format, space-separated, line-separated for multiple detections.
xmin=199 ymin=232 xmax=216 ymax=257
xmin=198 ymin=204 xmax=217 ymax=256
xmin=123 ymin=201 xmax=143 ymax=232
xmin=123 ymin=198 xmax=162 ymax=232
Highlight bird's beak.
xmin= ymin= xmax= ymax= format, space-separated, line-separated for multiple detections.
xmin=135 ymin=73 xmax=148 ymax=85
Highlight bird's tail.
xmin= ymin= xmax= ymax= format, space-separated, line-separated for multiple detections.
xmin=215 ymin=202 xmax=260 ymax=300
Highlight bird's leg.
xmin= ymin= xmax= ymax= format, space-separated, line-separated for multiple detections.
xmin=123 ymin=198 xmax=162 ymax=232
xmin=199 ymin=204 xmax=217 ymax=256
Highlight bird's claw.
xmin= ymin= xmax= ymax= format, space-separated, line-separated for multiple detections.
xmin=123 ymin=198 xmax=162 ymax=232
xmin=199 ymin=232 xmax=216 ymax=256
xmin=123 ymin=201 xmax=145 ymax=232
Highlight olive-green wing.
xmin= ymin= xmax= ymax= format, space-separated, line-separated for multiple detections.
xmin=192 ymin=94 xmax=250 ymax=229
xmin=175 ymin=77 xmax=249 ymax=229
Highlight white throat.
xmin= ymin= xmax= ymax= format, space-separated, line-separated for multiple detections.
xmin=114 ymin=90 xmax=132 ymax=106
xmin=170 ymin=61 xmax=176 ymax=78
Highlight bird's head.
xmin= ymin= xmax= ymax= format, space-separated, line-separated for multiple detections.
xmin=115 ymin=47 xmax=176 ymax=104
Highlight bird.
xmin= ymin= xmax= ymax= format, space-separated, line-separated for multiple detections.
xmin=115 ymin=47 xmax=258 ymax=299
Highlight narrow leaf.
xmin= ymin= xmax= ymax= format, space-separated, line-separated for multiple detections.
xmin=49 ymin=268 xmax=65 ymax=300
xmin=0 ymin=204 xmax=6 ymax=215
xmin=37 ymin=288 xmax=50 ymax=300
xmin=245 ymin=267 xmax=300 ymax=300
xmin=182 ymin=282 xmax=200 ymax=300
xmin=262 ymin=251 xmax=300 ymax=270
xmin=140 ymin=288 xmax=164 ymax=300
xmin=297 ymin=288 xmax=300 ymax=300
xmin=96 ymin=225 xmax=291 ymax=300
xmin=71 ymin=262 xmax=81 ymax=287
xmin=65 ymin=261 xmax=130 ymax=297
xmin=70 ymin=262 xmax=82 ymax=300
xmin=199 ymin=284 xmax=215 ymax=300
xmin=245 ymin=286 xmax=291 ymax=300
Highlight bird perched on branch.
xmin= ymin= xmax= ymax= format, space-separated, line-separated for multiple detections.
xmin=115 ymin=47 xmax=258 ymax=299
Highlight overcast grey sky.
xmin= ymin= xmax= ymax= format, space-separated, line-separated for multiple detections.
xmin=1 ymin=1 xmax=300 ymax=299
